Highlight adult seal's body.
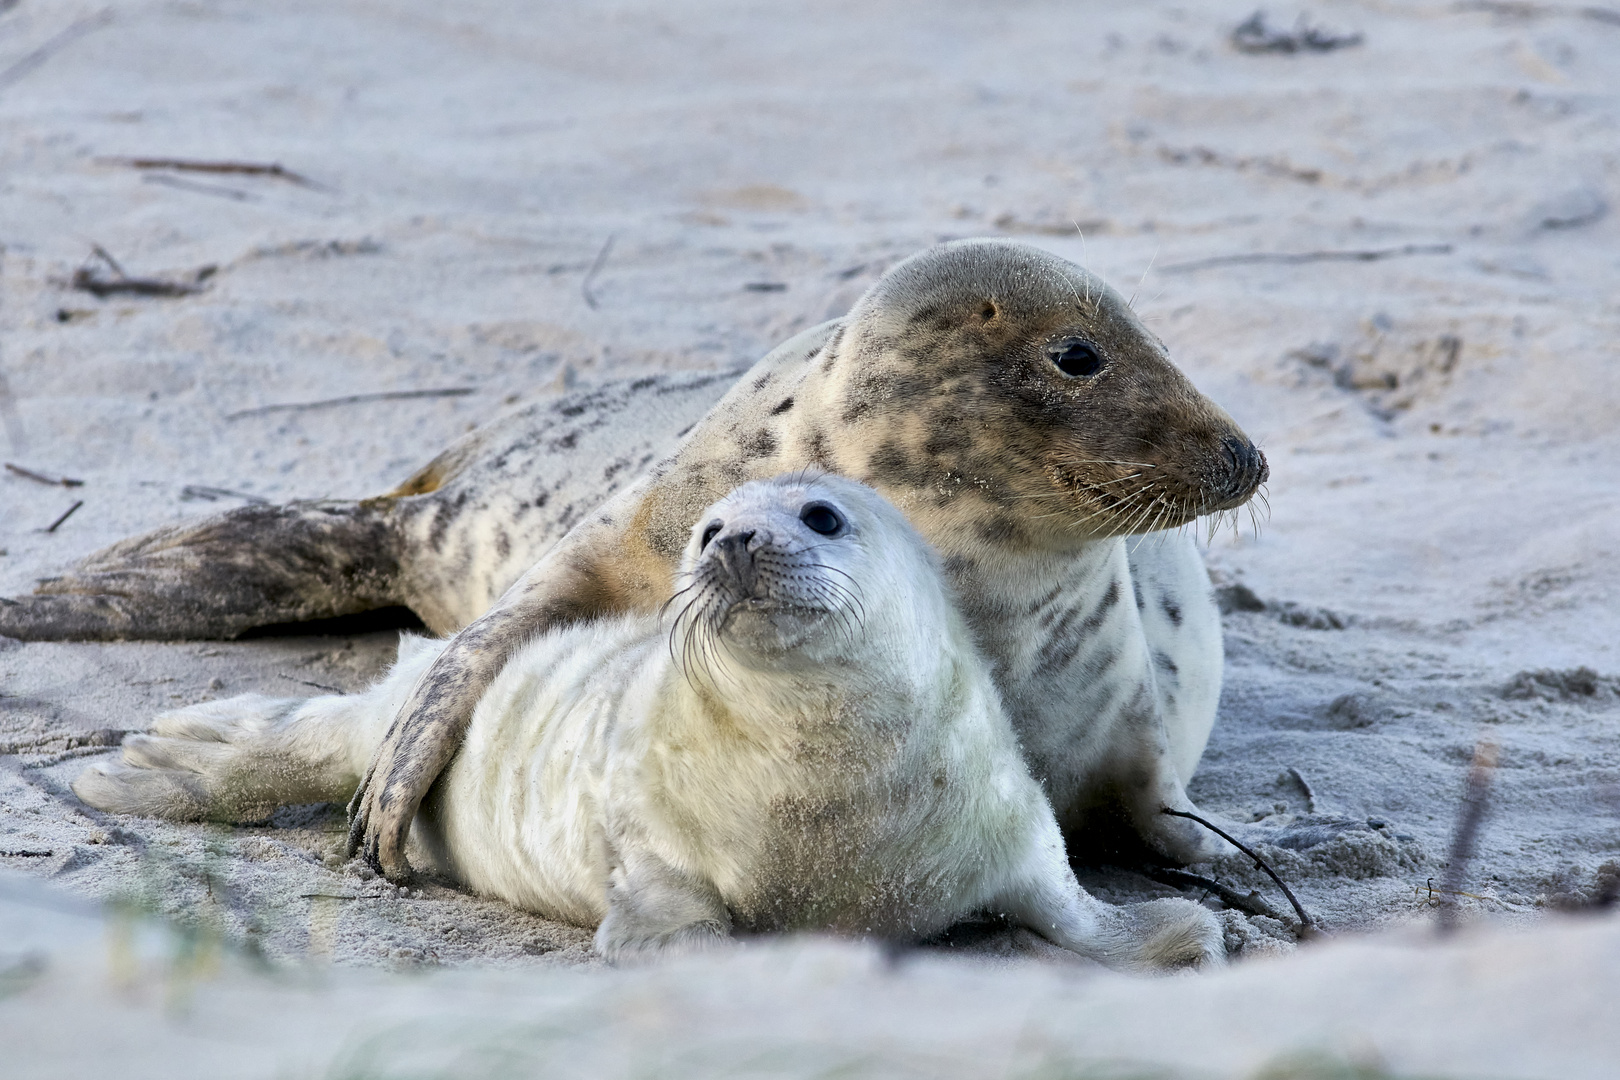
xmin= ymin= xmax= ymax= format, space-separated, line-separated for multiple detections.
xmin=74 ymin=476 xmax=1225 ymax=970
xmin=9 ymin=239 xmax=1267 ymax=874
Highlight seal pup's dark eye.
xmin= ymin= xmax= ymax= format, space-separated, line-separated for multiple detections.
xmin=700 ymin=521 xmax=723 ymax=548
xmin=800 ymin=502 xmax=845 ymax=536
xmin=1048 ymin=338 xmax=1104 ymax=379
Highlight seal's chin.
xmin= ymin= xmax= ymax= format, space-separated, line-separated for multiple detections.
xmin=718 ymin=599 xmax=834 ymax=659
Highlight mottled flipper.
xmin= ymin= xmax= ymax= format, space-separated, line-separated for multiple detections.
xmin=0 ymin=500 xmax=402 ymax=641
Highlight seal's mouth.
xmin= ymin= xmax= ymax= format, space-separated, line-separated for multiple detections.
xmin=1045 ymin=439 xmax=1269 ymax=539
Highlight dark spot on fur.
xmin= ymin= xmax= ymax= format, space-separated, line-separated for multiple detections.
xmin=1162 ymin=596 xmax=1182 ymax=627
xmin=740 ymin=428 xmax=778 ymax=459
xmin=559 ymin=403 xmax=587 ymax=418
xmin=676 ymin=423 xmax=696 ymax=438
xmin=549 ymin=431 xmax=579 ymax=452
xmin=1133 ymin=580 xmax=1145 ymax=611
xmin=865 ymin=442 xmax=932 ymax=489
xmin=770 ymin=397 xmax=795 ymax=415
xmin=923 ymin=421 xmax=973 ymax=457
xmin=802 ymin=429 xmax=833 ymax=468
xmin=943 ymin=554 xmax=978 ymax=580
xmin=1154 ymin=650 xmax=1178 ymax=676
xmin=753 ymin=371 xmax=775 ymax=390
xmin=630 ymin=376 xmax=658 ymax=392
xmin=974 ymin=515 xmax=1022 ymax=544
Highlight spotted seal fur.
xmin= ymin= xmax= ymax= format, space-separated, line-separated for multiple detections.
xmin=8 ymin=239 xmax=1268 ymax=874
xmin=73 ymin=475 xmax=1225 ymax=970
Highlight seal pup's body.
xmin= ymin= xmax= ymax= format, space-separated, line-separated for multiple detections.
xmin=12 ymin=239 xmax=1268 ymax=874
xmin=74 ymin=477 xmax=1223 ymax=969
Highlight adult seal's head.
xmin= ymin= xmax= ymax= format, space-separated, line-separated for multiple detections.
xmin=827 ymin=238 xmax=1267 ymax=546
xmin=668 ymin=473 xmax=949 ymax=679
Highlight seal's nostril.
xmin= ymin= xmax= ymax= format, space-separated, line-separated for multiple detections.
xmin=1218 ymin=435 xmax=1264 ymax=498
xmin=736 ymin=529 xmax=756 ymax=547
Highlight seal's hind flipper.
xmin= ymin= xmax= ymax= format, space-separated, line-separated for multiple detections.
xmin=0 ymin=500 xmax=403 ymax=641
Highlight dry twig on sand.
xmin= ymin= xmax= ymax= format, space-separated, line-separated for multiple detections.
xmin=1437 ymin=737 xmax=1499 ymax=933
xmin=5 ymin=462 xmax=83 ymax=487
xmin=226 ymin=388 xmax=475 ymax=421
xmin=1139 ymin=865 xmax=1287 ymax=923
xmin=45 ymin=500 xmax=83 ymax=533
xmin=98 ymin=156 xmax=327 ymax=190
xmin=71 ymin=245 xmax=214 ymax=299
xmin=1162 ymin=807 xmax=1318 ymax=936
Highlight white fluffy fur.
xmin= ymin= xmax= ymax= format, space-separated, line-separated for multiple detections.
xmin=75 ymin=476 xmax=1221 ymax=969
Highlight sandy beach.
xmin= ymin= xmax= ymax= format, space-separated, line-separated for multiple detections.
xmin=2 ymin=1 xmax=1618 ymax=1075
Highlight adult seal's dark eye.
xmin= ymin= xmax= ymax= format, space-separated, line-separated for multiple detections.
xmin=700 ymin=521 xmax=723 ymax=548
xmin=1047 ymin=338 xmax=1104 ymax=379
xmin=800 ymin=503 xmax=845 ymax=536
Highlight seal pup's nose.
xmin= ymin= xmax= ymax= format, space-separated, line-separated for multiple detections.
xmin=1215 ymin=435 xmax=1268 ymax=504
xmin=710 ymin=529 xmax=760 ymax=595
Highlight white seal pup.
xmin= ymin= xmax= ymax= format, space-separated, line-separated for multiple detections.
xmin=73 ymin=475 xmax=1223 ymax=969
xmin=13 ymin=239 xmax=1268 ymax=875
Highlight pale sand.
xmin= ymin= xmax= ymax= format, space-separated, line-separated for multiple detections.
xmin=1 ymin=1 xmax=1617 ymax=1074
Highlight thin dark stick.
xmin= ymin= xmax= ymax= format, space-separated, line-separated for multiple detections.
xmin=0 ymin=849 xmax=53 ymax=858
xmin=89 ymin=244 xmax=127 ymax=279
xmin=279 ymin=675 xmax=344 ymax=694
xmin=0 ymin=10 xmax=113 ymax=93
xmin=180 ymin=485 xmax=269 ymax=504
xmin=1438 ymin=738 xmax=1499 ymax=933
xmin=1161 ymin=806 xmax=1317 ymax=933
xmin=1138 ymin=865 xmax=1285 ymax=922
xmin=72 ymin=269 xmax=203 ymax=299
xmin=1160 ymin=244 xmax=1453 ymax=274
xmin=44 ymin=500 xmax=83 ymax=533
xmin=73 ymin=246 xmax=207 ymax=299
xmin=5 ymin=463 xmax=83 ymax=487
xmin=581 ymin=234 xmax=616 ymax=309
xmin=99 ymin=156 xmax=325 ymax=190
xmin=226 ymin=387 xmax=475 ymax=420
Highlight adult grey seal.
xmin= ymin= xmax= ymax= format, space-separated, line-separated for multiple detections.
xmin=73 ymin=475 xmax=1225 ymax=970
xmin=9 ymin=239 xmax=1267 ymax=875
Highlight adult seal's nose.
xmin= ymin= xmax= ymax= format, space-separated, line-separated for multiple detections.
xmin=1216 ymin=435 xmax=1268 ymax=504
xmin=711 ymin=530 xmax=759 ymax=594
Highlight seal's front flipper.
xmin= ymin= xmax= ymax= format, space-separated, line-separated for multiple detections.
xmin=0 ymin=500 xmax=404 ymax=641
xmin=594 ymin=842 xmax=732 ymax=961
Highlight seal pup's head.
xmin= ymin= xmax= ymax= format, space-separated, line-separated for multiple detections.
xmin=668 ymin=473 xmax=957 ymax=683
xmin=827 ymin=238 xmax=1267 ymax=548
